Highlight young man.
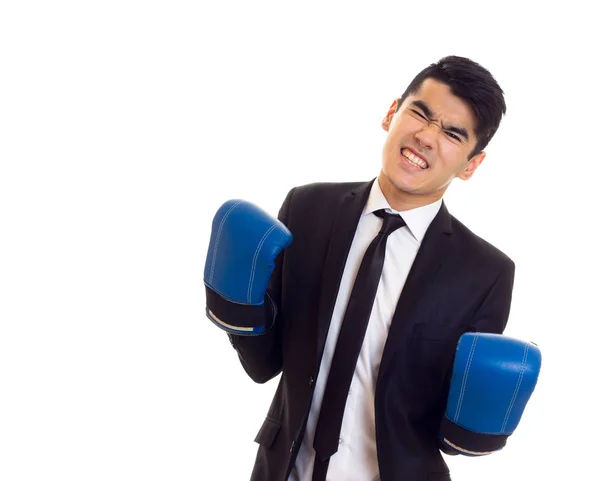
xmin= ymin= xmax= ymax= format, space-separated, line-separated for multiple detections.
xmin=205 ymin=56 xmax=528 ymax=481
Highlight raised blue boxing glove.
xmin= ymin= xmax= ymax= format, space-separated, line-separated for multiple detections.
xmin=204 ymin=199 xmax=292 ymax=335
xmin=440 ymin=332 xmax=541 ymax=456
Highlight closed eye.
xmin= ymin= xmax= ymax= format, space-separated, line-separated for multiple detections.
xmin=410 ymin=109 xmax=428 ymax=120
xmin=408 ymin=100 xmax=469 ymax=143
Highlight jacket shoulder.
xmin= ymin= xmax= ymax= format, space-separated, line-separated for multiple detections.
xmin=283 ymin=180 xmax=369 ymax=212
xmin=292 ymin=180 xmax=366 ymax=201
xmin=279 ymin=180 xmax=371 ymax=234
xmin=450 ymin=214 xmax=514 ymax=270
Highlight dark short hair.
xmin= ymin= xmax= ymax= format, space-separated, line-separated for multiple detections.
xmin=397 ymin=55 xmax=506 ymax=158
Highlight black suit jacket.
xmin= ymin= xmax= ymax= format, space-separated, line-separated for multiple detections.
xmin=216 ymin=179 xmax=515 ymax=481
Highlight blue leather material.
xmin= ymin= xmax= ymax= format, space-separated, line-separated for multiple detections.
xmin=445 ymin=332 xmax=541 ymax=436
xmin=204 ymin=199 xmax=293 ymax=306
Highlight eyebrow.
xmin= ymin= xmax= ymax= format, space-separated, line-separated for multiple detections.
xmin=410 ymin=100 xmax=470 ymax=141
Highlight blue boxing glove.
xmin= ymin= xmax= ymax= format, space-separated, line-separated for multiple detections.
xmin=440 ymin=332 xmax=541 ymax=456
xmin=204 ymin=199 xmax=292 ymax=335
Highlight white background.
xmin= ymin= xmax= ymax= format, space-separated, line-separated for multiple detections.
xmin=1 ymin=1 xmax=598 ymax=480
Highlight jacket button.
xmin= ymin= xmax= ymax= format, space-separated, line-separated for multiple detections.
xmin=308 ymin=376 xmax=315 ymax=388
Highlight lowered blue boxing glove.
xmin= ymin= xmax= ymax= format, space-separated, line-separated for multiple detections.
xmin=440 ymin=332 xmax=541 ymax=456
xmin=204 ymin=199 xmax=292 ymax=335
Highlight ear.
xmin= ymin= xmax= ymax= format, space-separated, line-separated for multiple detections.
xmin=382 ymin=99 xmax=399 ymax=132
xmin=457 ymin=152 xmax=486 ymax=181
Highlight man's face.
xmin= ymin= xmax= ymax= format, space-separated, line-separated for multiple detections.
xmin=380 ymin=78 xmax=485 ymax=207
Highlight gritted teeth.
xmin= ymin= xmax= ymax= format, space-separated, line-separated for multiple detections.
xmin=401 ymin=148 xmax=429 ymax=169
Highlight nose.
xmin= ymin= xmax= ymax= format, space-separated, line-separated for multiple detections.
xmin=414 ymin=121 xmax=440 ymax=150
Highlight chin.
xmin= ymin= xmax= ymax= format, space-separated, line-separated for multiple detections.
xmin=382 ymin=173 xmax=417 ymax=195
xmin=382 ymin=166 xmax=410 ymax=186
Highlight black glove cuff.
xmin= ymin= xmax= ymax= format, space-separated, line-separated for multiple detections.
xmin=205 ymin=286 xmax=275 ymax=335
xmin=440 ymin=415 xmax=508 ymax=456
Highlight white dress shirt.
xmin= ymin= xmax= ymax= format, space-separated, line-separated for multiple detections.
xmin=289 ymin=179 xmax=442 ymax=481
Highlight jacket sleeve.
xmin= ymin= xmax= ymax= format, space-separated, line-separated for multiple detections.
xmin=468 ymin=259 xmax=515 ymax=335
xmin=438 ymin=259 xmax=516 ymax=456
xmin=220 ymin=187 xmax=295 ymax=384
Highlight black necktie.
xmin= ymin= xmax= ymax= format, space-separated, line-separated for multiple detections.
xmin=312 ymin=209 xmax=406 ymax=481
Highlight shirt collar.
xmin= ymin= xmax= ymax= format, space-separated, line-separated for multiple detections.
xmin=363 ymin=178 xmax=443 ymax=242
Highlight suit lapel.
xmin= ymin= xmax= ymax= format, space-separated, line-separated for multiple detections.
xmin=315 ymin=179 xmax=374 ymax=361
xmin=378 ymin=200 xmax=454 ymax=378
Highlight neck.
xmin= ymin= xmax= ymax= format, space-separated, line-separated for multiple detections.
xmin=376 ymin=172 xmax=445 ymax=212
